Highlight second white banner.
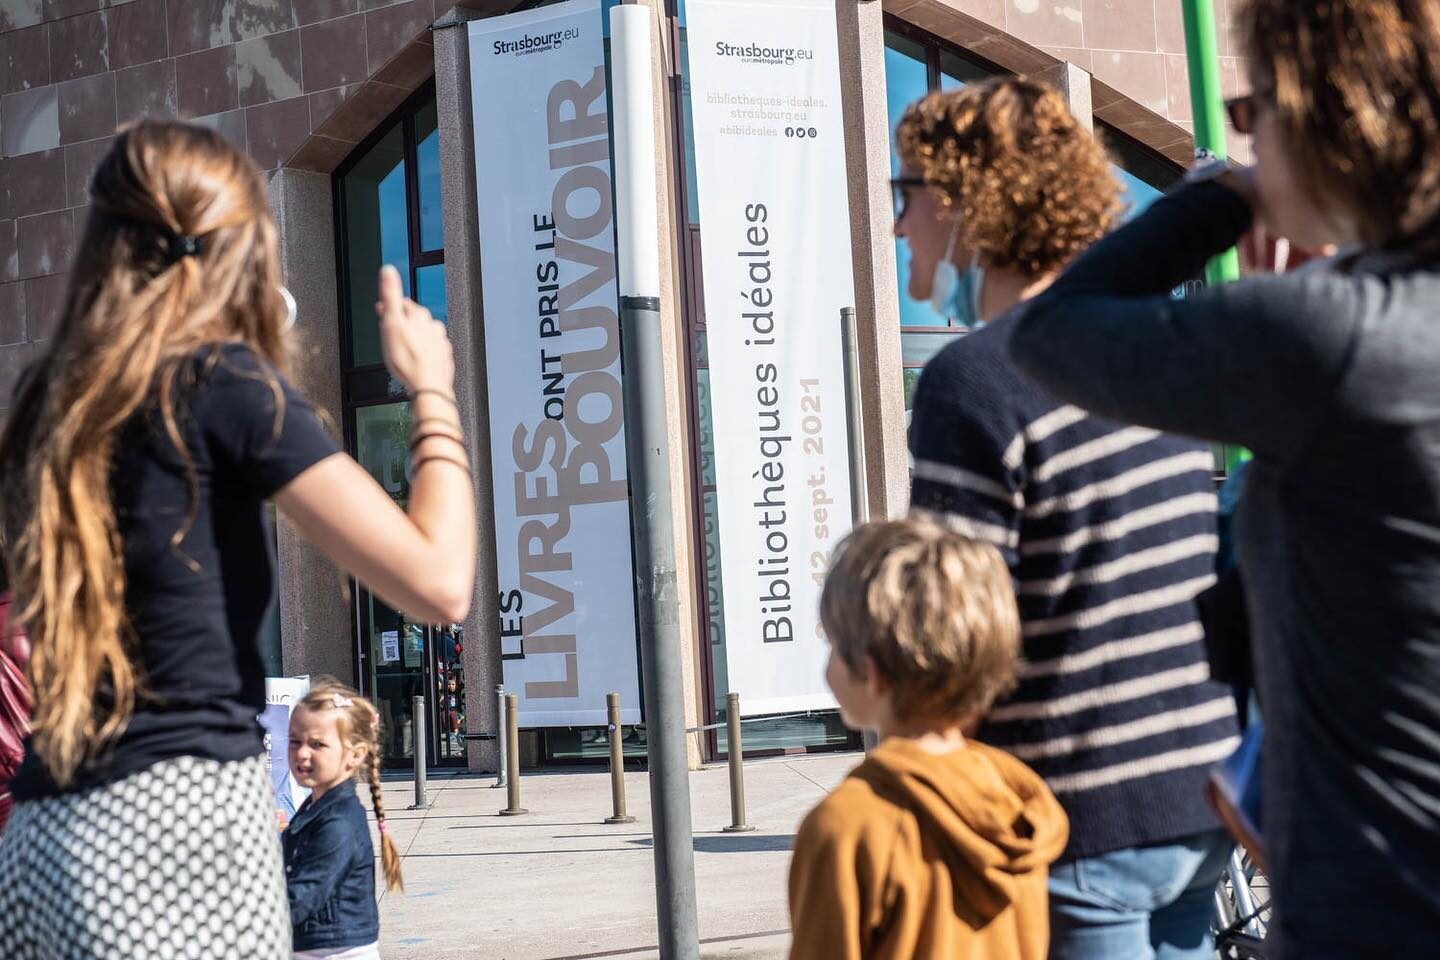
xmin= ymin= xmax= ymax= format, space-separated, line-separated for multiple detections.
xmin=686 ymin=0 xmax=856 ymax=716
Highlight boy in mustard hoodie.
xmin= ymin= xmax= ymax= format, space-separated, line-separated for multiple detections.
xmin=789 ymin=519 xmax=1068 ymax=960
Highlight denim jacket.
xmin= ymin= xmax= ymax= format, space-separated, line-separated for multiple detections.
xmin=282 ymin=779 xmax=379 ymax=951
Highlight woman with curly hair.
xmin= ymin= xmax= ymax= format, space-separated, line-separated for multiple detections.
xmin=902 ymin=77 xmax=1239 ymax=960
xmin=1008 ymin=1 xmax=1440 ymax=954
xmin=893 ymin=78 xmax=1123 ymax=325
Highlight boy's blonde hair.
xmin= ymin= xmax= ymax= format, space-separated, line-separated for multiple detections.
xmin=820 ymin=519 xmax=1020 ymax=723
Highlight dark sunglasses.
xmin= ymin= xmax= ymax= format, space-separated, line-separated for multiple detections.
xmin=890 ymin=176 xmax=926 ymax=218
xmin=1225 ymin=92 xmax=1268 ymax=135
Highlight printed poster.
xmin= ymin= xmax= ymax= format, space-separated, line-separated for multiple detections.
xmin=261 ymin=675 xmax=311 ymax=822
xmin=686 ymin=0 xmax=855 ymax=714
xmin=468 ymin=0 xmax=642 ymax=726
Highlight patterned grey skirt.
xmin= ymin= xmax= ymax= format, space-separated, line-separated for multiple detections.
xmin=0 ymin=753 xmax=291 ymax=960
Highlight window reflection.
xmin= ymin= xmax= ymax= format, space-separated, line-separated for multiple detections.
xmin=1105 ymin=128 xmax=1180 ymax=220
xmin=902 ymin=329 xmax=962 ymax=409
xmin=678 ymin=0 xmax=700 ymax=226
xmin=355 ymin=403 xmax=411 ymax=504
xmin=695 ymin=362 xmax=729 ymax=718
xmin=885 ymin=31 xmax=947 ymax=331
xmin=354 ymin=402 xmax=421 ymax=762
xmin=416 ymin=101 xmax=444 ymax=253
xmin=416 ymin=264 xmax=448 ymax=324
xmin=940 ymin=49 xmax=988 ymax=89
xmin=343 ymin=127 xmax=409 ymax=366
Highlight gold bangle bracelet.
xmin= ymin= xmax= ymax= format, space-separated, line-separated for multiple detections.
xmin=410 ymin=453 xmax=472 ymax=477
xmin=409 ymin=431 xmax=467 ymax=453
xmin=411 ymin=388 xmax=459 ymax=408
xmin=410 ymin=417 xmax=462 ymax=435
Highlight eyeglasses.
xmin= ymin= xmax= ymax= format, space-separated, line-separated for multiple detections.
xmin=890 ymin=176 xmax=926 ymax=219
xmin=1224 ymin=91 xmax=1269 ymax=136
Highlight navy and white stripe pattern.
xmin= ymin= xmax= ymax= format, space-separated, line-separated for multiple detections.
xmin=909 ymin=318 xmax=1238 ymax=860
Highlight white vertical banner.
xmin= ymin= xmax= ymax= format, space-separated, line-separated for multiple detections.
xmin=687 ymin=0 xmax=855 ymax=715
xmin=468 ymin=0 xmax=641 ymax=726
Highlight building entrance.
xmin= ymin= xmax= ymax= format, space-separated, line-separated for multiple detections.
xmin=350 ymin=398 xmax=468 ymax=768
xmin=355 ymin=586 xmax=468 ymax=768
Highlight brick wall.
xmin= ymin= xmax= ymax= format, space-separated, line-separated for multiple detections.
xmin=0 ymin=0 xmax=447 ymax=412
xmin=934 ymin=0 xmax=1249 ymax=140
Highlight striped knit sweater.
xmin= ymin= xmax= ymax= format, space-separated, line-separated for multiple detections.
xmin=908 ymin=314 xmax=1239 ymax=861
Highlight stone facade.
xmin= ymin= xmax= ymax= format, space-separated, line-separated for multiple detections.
xmin=896 ymin=0 xmax=1248 ymax=134
xmin=0 ymin=0 xmax=448 ymax=416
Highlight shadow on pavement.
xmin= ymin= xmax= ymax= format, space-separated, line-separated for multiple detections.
xmin=625 ymin=834 xmax=794 ymax=854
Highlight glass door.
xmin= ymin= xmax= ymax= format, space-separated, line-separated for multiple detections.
xmin=351 ymin=400 xmax=469 ymax=766
xmin=335 ymin=85 xmax=458 ymax=766
xmin=363 ymin=590 xmax=425 ymax=763
xmin=429 ymin=624 xmax=467 ymax=763
xmin=350 ymin=401 xmax=416 ymax=765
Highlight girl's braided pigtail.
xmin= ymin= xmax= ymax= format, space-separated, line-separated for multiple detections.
xmin=367 ymin=747 xmax=404 ymax=892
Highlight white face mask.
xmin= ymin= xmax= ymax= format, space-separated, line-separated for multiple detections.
xmin=928 ymin=223 xmax=962 ymax=314
xmin=279 ymin=286 xmax=297 ymax=331
xmin=951 ymin=252 xmax=987 ymax=330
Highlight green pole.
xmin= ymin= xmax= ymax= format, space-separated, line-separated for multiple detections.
xmin=1181 ymin=0 xmax=1240 ymax=285
xmin=1181 ymin=2 xmax=1246 ymax=474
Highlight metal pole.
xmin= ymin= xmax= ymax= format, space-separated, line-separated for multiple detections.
xmin=1228 ymin=848 xmax=1264 ymax=938
xmin=499 ymin=693 xmax=527 ymax=816
xmin=722 ymin=693 xmax=756 ymax=833
xmin=842 ymin=307 xmax=880 ymax=753
xmin=840 ymin=307 xmax=870 ymax=528
xmin=605 ymin=692 xmax=637 ymax=824
xmin=494 ymin=684 xmax=507 ymax=789
xmin=409 ymin=695 xmax=429 ymax=810
xmin=1181 ymin=0 xmax=1240 ymax=285
xmin=611 ymin=8 xmax=700 ymax=959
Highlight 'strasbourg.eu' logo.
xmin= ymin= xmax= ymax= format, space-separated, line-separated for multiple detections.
xmin=715 ymin=41 xmax=814 ymax=66
xmin=495 ymin=27 xmax=580 ymax=56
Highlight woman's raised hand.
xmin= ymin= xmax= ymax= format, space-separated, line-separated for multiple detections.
xmin=375 ymin=265 xmax=454 ymax=396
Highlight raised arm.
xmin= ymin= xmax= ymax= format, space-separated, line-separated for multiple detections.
xmin=1009 ymin=179 xmax=1364 ymax=464
xmin=276 ymin=267 xmax=477 ymax=625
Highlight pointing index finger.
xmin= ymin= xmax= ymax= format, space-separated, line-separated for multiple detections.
xmin=378 ymin=265 xmax=404 ymax=318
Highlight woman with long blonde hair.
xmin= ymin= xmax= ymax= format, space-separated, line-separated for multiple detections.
xmin=0 ymin=121 xmax=476 ymax=959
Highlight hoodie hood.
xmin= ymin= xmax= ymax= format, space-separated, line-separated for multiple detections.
xmin=852 ymin=737 xmax=1068 ymax=916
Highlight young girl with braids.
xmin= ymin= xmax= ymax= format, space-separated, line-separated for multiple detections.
xmin=285 ymin=680 xmax=402 ymax=960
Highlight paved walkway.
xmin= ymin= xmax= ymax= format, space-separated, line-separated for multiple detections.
xmin=369 ymin=753 xmax=858 ymax=960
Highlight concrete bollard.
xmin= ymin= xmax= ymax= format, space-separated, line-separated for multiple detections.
xmin=409 ymin=695 xmax=430 ymax=810
xmin=604 ymin=692 xmax=637 ymax=824
xmin=498 ymin=693 xmax=528 ymax=816
xmin=722 ymin=692 xmax=756 ymax=833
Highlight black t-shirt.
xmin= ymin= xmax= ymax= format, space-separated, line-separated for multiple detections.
xmin=13 ymin=343 xmax=340 ymax=799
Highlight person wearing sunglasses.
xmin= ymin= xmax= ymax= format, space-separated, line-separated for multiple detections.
xmin=900 ymin=77 xmax=1239 ymax=960
xmin=1008 ymin=2 xmax=1440 ymax=956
